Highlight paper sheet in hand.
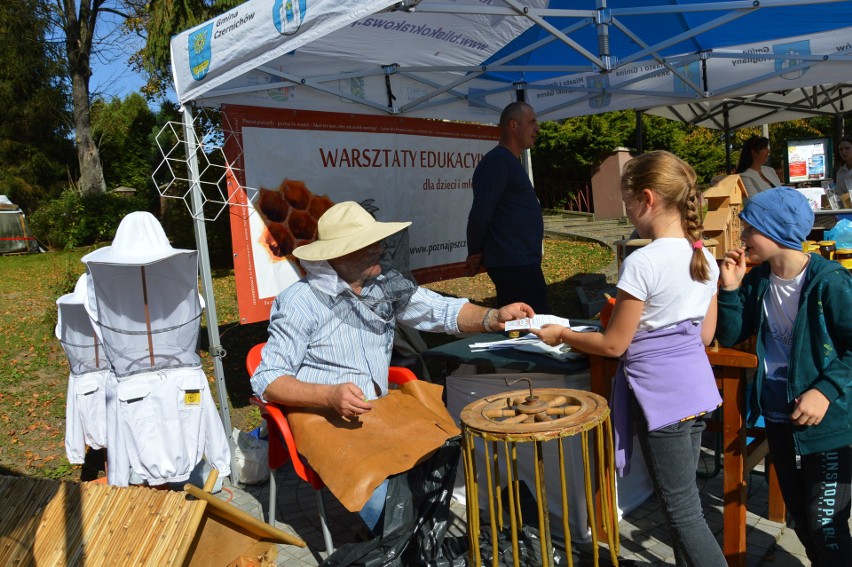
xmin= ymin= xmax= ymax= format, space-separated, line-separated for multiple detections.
xmin=504 ymin=314 xmax=572 ymax=331
xmin=468 ymin=335 xmax=585 ymax=361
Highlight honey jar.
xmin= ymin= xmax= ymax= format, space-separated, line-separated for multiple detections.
xmin=836 ymin=248 xmax=852 ymax=269
xmin=818 ymin=240 xmax=836 ymax=260
xmin=801 ymin=240 xmax=817 ymax=253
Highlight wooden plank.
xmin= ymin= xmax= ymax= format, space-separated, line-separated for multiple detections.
xmin=766 ymin=454 xmax=786 ymax=523
xmin=744 ymin=439 xmax=770 ymax=475
xmin=706 ymin=346 xmax=758 ymax=369
xmin=229 ymin=542 xmax=277 ymax=567
xmin=719 ymin=365 xmax=747 ymax=567
xmin=186 ymin=515 xmax=261 ymax=567
xmin=172 ymin=469 xmax=219 ymax=566
xmin=183 ymin=484 xmax=305 ymax=547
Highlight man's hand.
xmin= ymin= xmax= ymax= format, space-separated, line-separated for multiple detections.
xmin=465 ymin=254 xmax=482 ymax=277
xmin=792 ymin=389 xmax=830 ymax=426
xmin=327 ymin=383 xmax=373 ymax=418
xmin=720 ymin=246 xmax=748 ymax=290
xmin=492 ymin=302 xmax=536 ymax=330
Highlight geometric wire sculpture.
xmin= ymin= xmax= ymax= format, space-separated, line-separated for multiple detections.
xmin=152 ymin=108 xmax=255 ymax=222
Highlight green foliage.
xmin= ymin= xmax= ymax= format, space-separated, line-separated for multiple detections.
xmin=0 ymin=0 xmax=72 ymax=213
xmin=532 ymin=110 xmax=734 ymax=208
xmin=141 ymin=0 xmax=244 ymax=97
xmin=28 ymin=190 xmax=147 ymax=249
xmin=92 ymin=93 xmax=159 ymax=193
xmin=160 ymin=197 xmax=235 ymax=270
xmin=533 ymin=110 xmax=636 ymax=180
xmin=677 ymin=127 xmax=728 ymax=183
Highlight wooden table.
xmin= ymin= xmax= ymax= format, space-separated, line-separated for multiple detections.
xmin=588 ymin=345 xmax=786 ymax=567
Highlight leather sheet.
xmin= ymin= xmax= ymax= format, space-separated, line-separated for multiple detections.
xmin=287 ymin=380 xmax=460 ymax=512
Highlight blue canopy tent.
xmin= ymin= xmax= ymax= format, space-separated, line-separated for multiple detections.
xmin=167 ymin=0 xmax=852 ymax=447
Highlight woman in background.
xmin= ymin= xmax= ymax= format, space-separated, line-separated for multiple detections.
xmin=835 ymin=136 xmax=852 ymax=194
xmin=736 ymin=135 xmax=782 ymax=198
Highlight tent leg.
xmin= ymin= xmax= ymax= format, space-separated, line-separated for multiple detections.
xmin=635 ymin=109 xmax=644 ymax=154
xmin=724 ymin=103 xmax=732 ymax=174
xmin=515 ymin=85 xmax=535 ymax=186
xmin=182 ymin=105 xmax=237 ymax=481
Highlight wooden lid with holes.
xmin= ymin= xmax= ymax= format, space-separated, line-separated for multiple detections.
xmin=460 ymin=388 xmax=609 ymax=442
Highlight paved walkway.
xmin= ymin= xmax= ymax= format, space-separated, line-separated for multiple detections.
xmin=214 ymin=448 xmax=823 ymax=566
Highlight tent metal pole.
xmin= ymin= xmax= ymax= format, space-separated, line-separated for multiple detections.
xmin=834 ymin=111 xmax=844 ymax=145
xmin=182 ymin=105 xmax=237 ymax=480
xmin=635 ymin=110 xmax=644 ymax=154
xmin=516 ymin=85 xmax=535 ymax=185
xmin=724 ymin=103 xmax=732 ymax=174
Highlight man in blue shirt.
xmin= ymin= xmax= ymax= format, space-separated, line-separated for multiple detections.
xmin=251 ymin=201 xmax=534 ymax=559
xmin=465 ymin=101 xmax=549 ymax=313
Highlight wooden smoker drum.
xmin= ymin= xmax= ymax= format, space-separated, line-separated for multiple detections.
xmin=459 ymin=384 xmax=619 ymax=566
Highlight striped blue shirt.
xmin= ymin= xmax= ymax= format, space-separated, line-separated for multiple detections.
xmin=250 ymin=274 xmax=467 ymax=401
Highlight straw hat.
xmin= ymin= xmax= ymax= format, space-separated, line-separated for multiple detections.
xmin=292 ymin=201 xmax=411 ymax=261
xmin=81 ymin=211 xmax=191 ymax=266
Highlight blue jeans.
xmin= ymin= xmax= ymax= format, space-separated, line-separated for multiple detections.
xmin=634 ymin=399 xmax=727 ymax=567
xmin=358 ymin=478 xmax=389 ymax=534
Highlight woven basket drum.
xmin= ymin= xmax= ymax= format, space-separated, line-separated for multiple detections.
xmin=459 ymin=387 xmax=620 ymax=567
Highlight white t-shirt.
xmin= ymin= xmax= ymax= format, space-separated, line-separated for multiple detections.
xmin=761 ymin=267 xmax=806 ymax=423
xmin=617 ymin=238 xmax=719 ymax=332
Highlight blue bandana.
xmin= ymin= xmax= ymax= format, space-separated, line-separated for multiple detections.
xmin=739 ymin=186 xmax=814 ymax=250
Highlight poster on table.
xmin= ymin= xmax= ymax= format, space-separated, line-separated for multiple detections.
xmin=222 ymin=105 xmax=498 ymax=324
xmin=786 ymin=138 xmax=831 ymax=184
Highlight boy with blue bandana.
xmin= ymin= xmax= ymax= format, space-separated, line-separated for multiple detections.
xmin=717 ymin=186 xmax=852 ymax=566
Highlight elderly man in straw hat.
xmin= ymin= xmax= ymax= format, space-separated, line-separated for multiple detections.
xmin=251 ymin=201 xmax=534 ymax=561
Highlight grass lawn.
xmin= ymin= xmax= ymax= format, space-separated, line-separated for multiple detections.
xmin=0 ymin=239 xmax=612 ymax=481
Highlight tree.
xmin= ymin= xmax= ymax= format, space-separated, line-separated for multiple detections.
xmin=91 ymin=92 xmax=157 ymax=191
xmin=138 ymin=0 xmax=242 ymax=97
xmin=0 ymin=0 xmax=73 ymax=213
xmin=54 ymin=0 xmax=114 ymax=194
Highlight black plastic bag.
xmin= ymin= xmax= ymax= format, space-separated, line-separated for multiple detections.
xmin=321 ymin=436 xmax=464 ymax=567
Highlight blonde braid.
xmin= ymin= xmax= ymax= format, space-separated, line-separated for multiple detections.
xmin=684 ymin=183 xmax=711 ymax=282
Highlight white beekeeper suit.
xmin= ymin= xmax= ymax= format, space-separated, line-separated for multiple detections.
xmin=80 ymin=211 xmax=230 ymax=486
xmin=56 ymin=273 xmax=110 ymax=464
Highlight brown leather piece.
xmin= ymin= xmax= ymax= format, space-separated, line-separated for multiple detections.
xmin=286 ymin=381 xmax=460 ymax=512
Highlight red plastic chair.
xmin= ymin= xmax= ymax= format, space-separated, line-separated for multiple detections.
xmin=246 ymin=342 xmax=417 ymax=554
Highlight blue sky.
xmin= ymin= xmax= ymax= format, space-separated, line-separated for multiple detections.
xmin=88 ymin=12 xmax=177 ymax=106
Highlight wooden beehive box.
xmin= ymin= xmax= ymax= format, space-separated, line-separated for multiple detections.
xmin=0 ymin=473 xmax=303 ymax=566
xmin=702 ymin=174 xmax=747 ymax=259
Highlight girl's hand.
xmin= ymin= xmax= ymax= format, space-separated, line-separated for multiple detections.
xmin=530 ymin=324 xmax=566 ymax=346
xmin=792 ymin=389 xmax=830 ymax=426
xmin=720 ymin=246 xmax=747 ymax=290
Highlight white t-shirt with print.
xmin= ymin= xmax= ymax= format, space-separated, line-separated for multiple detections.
xmin=761 ymin=268 xmax=806 ymax=423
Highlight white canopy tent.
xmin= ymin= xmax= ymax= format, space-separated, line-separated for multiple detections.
xmin=172 ymin=0 xmax=852 ymax=124
xmin=649 ymin=84 xmax=852 ymax=131
xmin=167 ymin=0 xmax=852 ymax=447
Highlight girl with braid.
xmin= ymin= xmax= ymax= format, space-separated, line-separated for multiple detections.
xmin=532 ymin=151 xmax=726 ymax=566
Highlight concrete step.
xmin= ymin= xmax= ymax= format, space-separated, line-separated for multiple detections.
xmin=544 ymin=214 xmax=635 ymax=284
xmin=546 ymin=222 xmax=635 ymax=244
